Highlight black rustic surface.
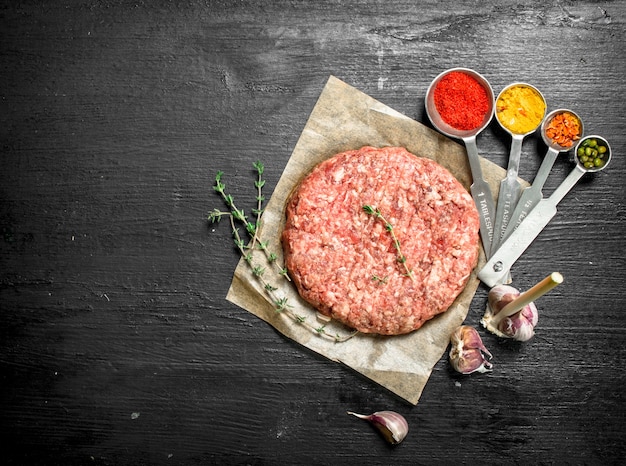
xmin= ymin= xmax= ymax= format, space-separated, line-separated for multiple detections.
xmin=1 ymin=1 xmax=625 ymax=465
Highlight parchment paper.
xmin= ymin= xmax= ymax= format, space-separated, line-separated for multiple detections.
xmin=226 ymin=75 xmax=515 ymax=405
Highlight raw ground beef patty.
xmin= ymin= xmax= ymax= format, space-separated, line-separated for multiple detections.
xmin=281 ymin=146 xmax=480 ymax=335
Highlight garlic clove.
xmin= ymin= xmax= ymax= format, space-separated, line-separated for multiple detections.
xmin=347 ymin=410 xmax=408 ymax=445
xmin=449 ymin=325 xmax=493 ymax=374
xmin=451 ymin=347 xmax=494 ymax=374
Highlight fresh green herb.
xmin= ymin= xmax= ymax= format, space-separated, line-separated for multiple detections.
xmin=372 ymin=275 xmax=389 ymax=284
xmin=363 ymin=205 xmax=414 ymax=280
xmin=252 ymin=265 xmax=266 ymax=277
xmin=211 ymin=166 xmax=288 ymax=280
xmin=250 ymin=161 xmax=265 ymax=249
xmin=274 ymin=297 xmax=291 ymax=312
xmin=209 ymin=162 xmax=357 ymax=342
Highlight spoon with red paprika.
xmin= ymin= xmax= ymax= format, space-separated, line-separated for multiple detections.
xmin=426 ymin=68 xmax=496 ymax=257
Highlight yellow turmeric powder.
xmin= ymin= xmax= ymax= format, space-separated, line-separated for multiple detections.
xmin=496 ymin=84 xmax=546 ymax=134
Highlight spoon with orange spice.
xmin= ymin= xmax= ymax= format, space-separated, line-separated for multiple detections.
xmin=425 ymin=68 xmax=497 ymax=257
xmin=493 ymin=109 xmax=583 ymax=253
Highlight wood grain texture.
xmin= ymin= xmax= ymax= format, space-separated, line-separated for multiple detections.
xmin=1 ymin=1 xmax=625 ymax=464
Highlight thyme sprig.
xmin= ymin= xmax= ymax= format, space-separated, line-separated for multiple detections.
xmin=363 ymin=205 xmax=414 ymax=280
xmin=209 ymin=162 xmax=357 ymax=343
xmin=250 ymin=160 xmax=265 ymax=250
xmin=211 ymin=166 xmax=289 ymax=280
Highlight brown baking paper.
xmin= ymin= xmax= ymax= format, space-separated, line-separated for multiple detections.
xmin=226 ymin=75 xmax=515 ymax=405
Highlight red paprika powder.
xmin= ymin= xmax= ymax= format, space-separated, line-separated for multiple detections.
xmin=433 ymin=71 xmax=491 ymax=131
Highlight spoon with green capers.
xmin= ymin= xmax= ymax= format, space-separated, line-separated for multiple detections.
xmin=478 ymin=134 xmax=611 ymax=287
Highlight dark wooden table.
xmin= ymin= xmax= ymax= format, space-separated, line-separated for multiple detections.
xmin=2 ymin=1 xmax=625 ymax=464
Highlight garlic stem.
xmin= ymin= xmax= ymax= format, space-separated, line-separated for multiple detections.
xmin=491 ymin=272 xmax=563 ymax=325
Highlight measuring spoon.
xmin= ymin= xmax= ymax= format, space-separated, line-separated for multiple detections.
xmin=425 ymin=68 xmax=496 ymax=257
xmin=494 ymin=109 xmax=583 ymax=253
xmin=490 ymin=83 xmax=546 ymax=256
xmin=478 ymin=135 xmax=611 ymax=287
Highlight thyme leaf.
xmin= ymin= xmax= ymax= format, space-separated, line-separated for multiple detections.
xmin=372 ymin=274 xmax=389 ymax=284
xmin=363 ymin=205 xmax=414 ymax=280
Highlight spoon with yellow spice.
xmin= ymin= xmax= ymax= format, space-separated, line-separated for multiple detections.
xmin=491 ymin=83 xmax=546 ymax=257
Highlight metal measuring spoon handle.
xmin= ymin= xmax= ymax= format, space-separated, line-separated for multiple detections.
xmin=478 ymin=165 xmax=585 ymax=287
xmin=462 ymin=135 xmax=496 ymax=257
xmin=494 ymin=146 xmax=559 ymax=251
xmin=479 ymin=133 xmax=611 ymax=287
xmin=490 ymin=133 xmax=525 ymax=256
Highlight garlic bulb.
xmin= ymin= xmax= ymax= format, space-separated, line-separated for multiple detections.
xmin=482 ymin=284 xmax=539 ymax=342
xmin=449 ymin=325 xmax=493 ymax=374
xmin=483 ymin=273 xmax=562 ymax=342
xmin=347 ymin=410 xmax=409 ymax=445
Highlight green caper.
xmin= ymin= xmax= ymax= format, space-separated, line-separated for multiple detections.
xmin=598 ymin=145 xmax=607 ymax=154
xmin=584 ymin=161 xmax=594 ymax=169
xmin=594 ymin=158 xmax=604 ymax=167
xmin=585 ymin=147 xmax=592 ymax=156
xmin=577 ymin=147 xmax=585 ymax=157
xmin=580 ymin=155 xmax=589 ymax=163
xmin=588 ymin=139 xmax=598 ymax=148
